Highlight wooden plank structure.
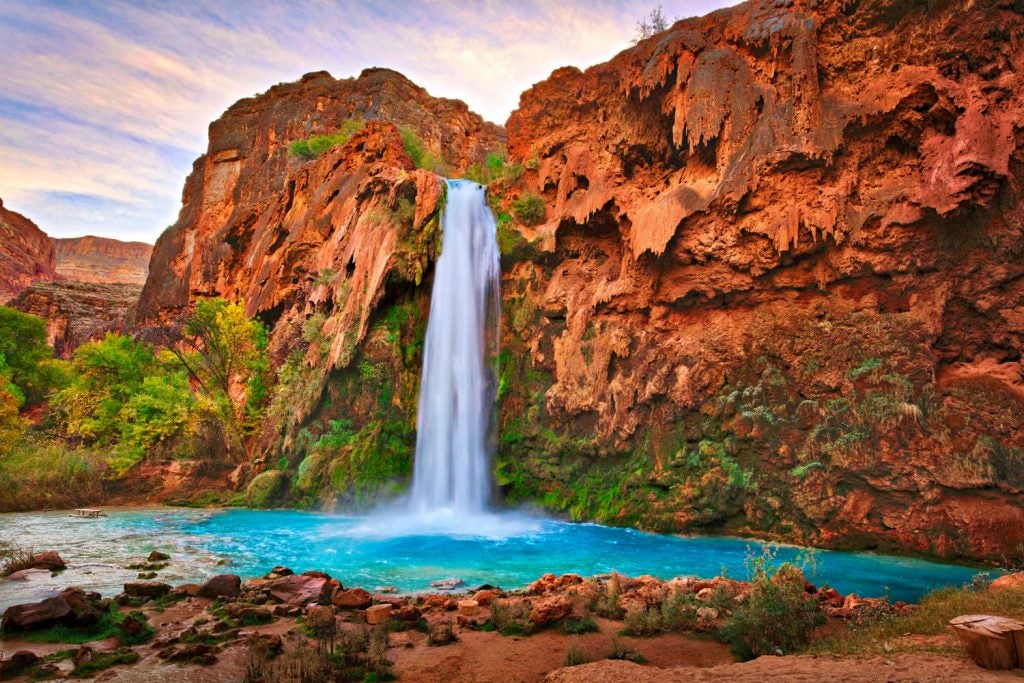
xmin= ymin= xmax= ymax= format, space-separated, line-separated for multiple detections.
xmin=950 ymin=614 xmax=1024 ymax=670
xmin=70 ymin=508 xmax=104 ymax=518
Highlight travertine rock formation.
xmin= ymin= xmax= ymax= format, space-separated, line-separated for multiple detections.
xmin=495 ymin=0 xmax=1024 ymax=560
xmin=8 ymin=281 xmax=142 ymax=358
xmin=54 ymin=236 xmax=152 ymax=284
xmin=0 ymin=199 xmax=57 ymax=302
xmin=132 ymin=1 xmax=1024 ymax=561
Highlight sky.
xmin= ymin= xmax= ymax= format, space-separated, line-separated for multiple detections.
xmin=0 ymin=1 xmax=738 ymax=244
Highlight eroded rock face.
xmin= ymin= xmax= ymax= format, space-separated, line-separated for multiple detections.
xmin=54 ymin=236 xmax=152 ymax=285
xmin=131 ymin=69 xmax=505 ymax=469
xmin=8 ymin=281 xmax=142 ymax=357
xmin=0 ymin=198 xmax=57 ymax=303
xmin=494 ymin=0 xmax=1024 ymax=560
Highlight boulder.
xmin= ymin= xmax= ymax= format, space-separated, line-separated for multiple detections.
xmin=117 ymin=612 xmax=149 ymax=640
xmin=30 ymin=551 xmax=66 ymax=571
xmin=1 ymin=588 xmax=101 ymax=632
xmin=265 ymin=574 xmax=329 ymax=605
xmin=950 ymin=614 xmax=1024 ymax=669
xmin=529 ymin=596 xmax=572 ymax=626
xmin=422 ymin=594 xmax=456 ymax=611
xmin=172 ymin=584 xmax=201 ymax=597
xmin=990 ymin=573 xmax=1024 ymax=591
xmin=198 ymin=574 xmax=241 ymax=599
xmin=394 ymin=605 xmax=421 ymax=621
xmin=472 ymin=589 xmax=499 ymax=607
xmin=147 ymin=551 xmax=171 ymax=562
xmin=365 ymin=604 xmax=393 ymax=625
xmin=123 ymin=581 xmax=172 ymax=599
xmin=334 ymin=588 xmax=373 ymax=609
xmin=5 ymin=568 xmax=52 ymax=581
xmin=0 ymin=651 xmax=40 ymax=677
xmin=264 ymin=566 xmax=293 ymax=579
xmin=430 ymin=578 xmax=464 ymax=591
xmin=529 ymin=573 xmax=583 ymax=595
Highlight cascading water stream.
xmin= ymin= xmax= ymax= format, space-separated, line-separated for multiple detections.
xmin=409 ymin=179 xmax=501 ymax=516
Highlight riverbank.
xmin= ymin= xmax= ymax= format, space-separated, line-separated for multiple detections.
xmin=2 ymin=555 xmax=1023 ymax=682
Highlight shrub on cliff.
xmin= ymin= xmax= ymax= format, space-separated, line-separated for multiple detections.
xmin=399 ymin=125 xmax=447 ymax=174
xmin=512 ymin=194 xmax=545 ymax=226
xmin=289 ymin=118 xmax=365 ymax=160
xmin=718 ymin=550 xmax=824 ymax=660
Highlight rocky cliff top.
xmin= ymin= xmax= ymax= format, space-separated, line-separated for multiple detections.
xmin=54 ymin=236 xmax=152 ymax=285
xmin=0 ymin=198 xmax=58 ymax=303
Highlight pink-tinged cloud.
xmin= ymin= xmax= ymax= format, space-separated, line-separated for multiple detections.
xmin=0 ymin=0 xmax=739 ymax=243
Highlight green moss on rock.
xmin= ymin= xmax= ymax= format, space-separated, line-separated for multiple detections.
xmin=245 ymin=470 xmax=289 ymax=508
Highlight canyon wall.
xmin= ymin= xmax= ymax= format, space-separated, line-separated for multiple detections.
xmin=131 ymin=0 xmax=1024 ymax=561
xmin=0 ymin=199 xmax=57 ymax=302
xmin=9 ymin=281 xmax=142 ymax=358
xmin=54 ymin=236 xmax=152 ymax=285
xmin=493 ymin=0 xmax=1024 ymax=561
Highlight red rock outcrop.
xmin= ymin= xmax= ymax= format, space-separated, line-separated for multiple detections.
xmin=54 ymin=236 xmax=152 ymax=284
xmin=131 ymin=68 xmax=504 ymax=464
xmin=0 ymin=198 xmax=57 ymax=302
xmin=129 ymin=2 xmax=1024 ymax=561
xmin=494 ymin=0 xmax=1024 ymax=560
xmin=8 ymin=281 xmax=142 ymax=357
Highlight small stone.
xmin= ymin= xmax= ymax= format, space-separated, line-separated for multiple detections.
xmin=123 ymin=581 xmax=172 ymax=599
xmin=696 ymin=607 xmax=719 ymax=621
xmin=696 ymin=587 xmax=715 ymax=601
xmin=430 ymin=578 xmax=464 ymax=591
xmin=148 ymin=551 xmax=171 ymax=562
xmin=365 ymin=604 xmax=393 ymax=625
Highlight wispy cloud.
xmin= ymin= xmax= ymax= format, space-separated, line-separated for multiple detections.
xmin=0 ymin=0 xmax=737 ymax=243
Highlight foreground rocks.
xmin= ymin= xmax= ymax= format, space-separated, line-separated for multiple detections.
xmin=1 ymin=588 xmax=103 ymax=632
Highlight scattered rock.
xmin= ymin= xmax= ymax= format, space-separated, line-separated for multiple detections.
xmin=334 ymin=588 xmax=373 ymax=610
xmin=394 ymin=604 xmax=421 ymax=621
xmin=457 ymin=599 xmax=479 ymax=617
xmin=696 ymin=587 xmax=715 ymax=601
xmin=529 ymin=596 xmax=572 ymax=626
xmin=123 ymin=581 xmax=172 ymax=599
xmin=422 ymin=594 xmax=456 ymax=611
xmin=529 ymin=573 xmax=583 ymax=595
xmin=147 ymin=550 xmax=171 ymax=562
xmin=223 ymin=604 xmax=273 ymax=624
xmin=430 ymin=578 xmax=464 ymax=591
xmin=696 ymin=607 xmax=719 ymax=621
xmin=159 ymin=643 xmax=218 ymax=665
xmin=365 ymin=604 xmax=393 ymax=625
xmin=265 ymin=574 xmax=329 ymax=605
xmin=472 ymin=589 xmax=499 ymax=606
xmin=1 ymin=588 xmax=102 ymax=632
xmin=0 ymin=651 xmax=40 ymax=677
xmin=172 ymin=584 xmax=201 ymax=597
xmin=265 ymin=566 xmax=294 ymax=579
xmin=199 ymin=574 xmax=241 ymax=599
xmin=30 ymin=551 xmax=66 ymax=571
xmin=5 ymin=568 xmax=51 ymax=581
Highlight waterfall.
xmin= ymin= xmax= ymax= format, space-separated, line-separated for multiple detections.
xmin=409 ymin=179 xmax=500 ymax=515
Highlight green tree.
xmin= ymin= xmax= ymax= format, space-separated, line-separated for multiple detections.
xmin=0 ymin=306 xmax=57 ymax=404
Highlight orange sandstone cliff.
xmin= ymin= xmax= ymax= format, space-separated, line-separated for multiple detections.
xmin=132 ymin=1 xmax=1024 ymax=561
xmin=0 ymin=198 xmax=57 ymax=302
xmin=53 ymin=236 xmax=152 ymax=285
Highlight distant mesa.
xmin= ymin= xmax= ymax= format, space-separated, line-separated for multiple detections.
xmin=54 ymin=235 xmax=152 ymax=285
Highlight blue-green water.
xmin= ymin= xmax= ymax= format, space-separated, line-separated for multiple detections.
xmin=0 ymin=508 xmax=985 ymax=611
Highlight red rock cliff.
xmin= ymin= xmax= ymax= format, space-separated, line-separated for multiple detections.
xmin=54 ymin=236 xmax=152 ymax=285
xmin=493 ymin=0 xmax=1024 ymax=560
xmin=0 ymin=198 xmax=57 ymax=302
